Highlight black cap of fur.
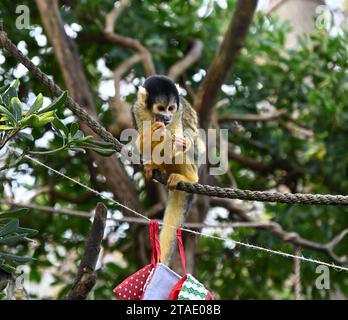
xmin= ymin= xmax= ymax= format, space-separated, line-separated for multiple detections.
xmin=143 ymin=75 xmax=179 ymax=109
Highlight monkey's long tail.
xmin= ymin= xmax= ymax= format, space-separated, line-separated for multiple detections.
xmin=159 ymin=190 xmax=193 ymax=265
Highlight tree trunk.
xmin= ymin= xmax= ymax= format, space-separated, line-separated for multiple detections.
xmin=35 ymin=0 xmax=143 ymax=213
xmin=269 ymin=0 xmax=324 ymax=48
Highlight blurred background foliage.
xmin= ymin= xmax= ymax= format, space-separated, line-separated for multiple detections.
xmin=0 ymin=0 xmax=348 ymax=299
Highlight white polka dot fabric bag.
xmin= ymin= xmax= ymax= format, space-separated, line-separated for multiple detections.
xmin=113 ymin=220 xmax=160 ymax=300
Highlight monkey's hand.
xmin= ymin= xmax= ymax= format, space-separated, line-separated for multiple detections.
xmin=144 ymin=161 xmax=158 ymax=180
xmin=151 ymin=121 xmax=166 ymax=134
xmin=172 ymin=135 xmax=191 ymax=154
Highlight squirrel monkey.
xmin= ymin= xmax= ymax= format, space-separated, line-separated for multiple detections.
xmin=132 ymin=75 xmax=203 ymax=264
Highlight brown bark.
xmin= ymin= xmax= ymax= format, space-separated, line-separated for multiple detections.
xmin=104 ymin=2 xmax=155 ymax=77
xmin=67 ymin=203 xmax=107 ymax=300
xmin=35 ymin=0 xmax=143 ymax=213
xmin=194 ymin=0 xmax=258 ymax=130
xmin=219 ymin=110 xmax=287 ymax=122
xmin=268 ymin=0 xmax=324 ymax=49
xmin=179 ymin=1 xmax=258 ymax=269
xmin=168 ymin=39 xmax=203 ymax=81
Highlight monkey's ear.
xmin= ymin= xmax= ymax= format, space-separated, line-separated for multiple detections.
xmin=137 ymin=86 xmax=148 ymax=105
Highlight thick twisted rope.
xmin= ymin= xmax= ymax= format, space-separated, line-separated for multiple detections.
xmin=2 ymin=31 xmax=348 ymax=206
xmin=177 ymin=181 xmax=348 ymax=205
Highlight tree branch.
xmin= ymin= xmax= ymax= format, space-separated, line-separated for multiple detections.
xmin=219 ymin=109 xmax=287 ymax=122
xmin=109 ymin=53 xmax=143 ymax=135
xmin=67 ymin=203 xmax=107 ymax=300
xmin=104 ymin=0 xmax=131 ymax=33
xmin=167 ymin=39 xmax=203 ymax=81
xmin=113 ymin=53 xmax=143 ymax=107
xmin=210 ymin=198 xmax=348 ymax=265
xmin=50 ymin=189 xmax=95 ymax=204
xmin=194 ymin=0 xmax=258 ymax=130
xmin=103 ymin=0 xmax=155 ymax=76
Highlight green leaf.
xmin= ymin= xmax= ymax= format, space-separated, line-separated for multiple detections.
xmin=39 ymin=110 xmax=55 ymax=119
xmin=1 ymin=80 xmax=19 ymax=106
xmin=11 ymin=79 xmax=20 ymax=90
xmin=0 ymin=209 xmax=28 ymax=221
xmin=0 ymin=234 xmax=27 ymax=245
xmin=72 ymin=130 xmax=84 ymax=141
xmin=17 ymin=131 xmax=34 ymax=141
xmin=52 ymin=118 xmax=69 ymax=137
xmin=80 ymin=135 xmax=94 ymax=142
xmin=0 ymin=263 xmax=16 ymax=273
xmin=10 ymin=97 xmax=22 ymax=121
xmin=0 ymin=105 xmax=17 ymax=125
xmin=20 ymin=114 xmax=40 ymax=127
xmin=0 ymin=83 xmax=11 ymax=95
xmin=38 ymin=91 xmax=67 ymax=114
xmin=16 ymin=227 xmax=38 ymax=237
xmin=36 ymin=116 xmax=55 ymax=127
xmin=51 ymin=123 xmax=63 ymax=138
xmin=0 ymin=219 xmax=19 ymax=237
xmin=0 ymin=253 xmax=32 ymax=263
xmin=26 ymin=93 xmax=43 ymax=117
xmin=0 ymin=125 xmax=14 ymax=130
xmin=0 ymin=280 xmax=8 ymax=292
xmin=21 ymin=114 xmax=54 ymax=128
xmin=70 ymin=122 xmax=79 ymax=137
xmin=87 ymin=147 xmax=116 ymax=157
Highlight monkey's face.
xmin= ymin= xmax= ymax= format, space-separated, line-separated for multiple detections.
xmin=139 ymin=75 xmax=180 ymax=127
xmin=152 ymin=96 xmax=178 ymax=126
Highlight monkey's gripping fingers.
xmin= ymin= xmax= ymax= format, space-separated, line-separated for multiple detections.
xmin=144 ymin=162 xmax=157 ymax=180
xmin=167 ymin=173 xmax=195 ymax=190
xmin=172 ymin=135 xmax=191 ymax=153
xmin=167 ymin=173 xmax=182 ymax=190
xmin=151 ymin=121 xmax=166 ymax=133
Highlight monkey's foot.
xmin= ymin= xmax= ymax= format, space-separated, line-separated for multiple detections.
xmin=167 ymin=173 xmax=186 ymax=190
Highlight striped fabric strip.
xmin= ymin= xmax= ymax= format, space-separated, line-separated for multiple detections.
xmin=178 ymin=274 xmax=208 ymax=300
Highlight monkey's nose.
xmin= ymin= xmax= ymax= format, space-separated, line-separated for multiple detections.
xmin=156 ymin=115 xmax=171 ymax=126
xmin=163 ymin=117 xmax=171 ymax=126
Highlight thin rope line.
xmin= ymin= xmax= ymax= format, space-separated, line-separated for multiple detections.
xmin=7 ymin=146 xmax=348 ymax=272
xmin=7 ymin=147 xmax=150 ymax=223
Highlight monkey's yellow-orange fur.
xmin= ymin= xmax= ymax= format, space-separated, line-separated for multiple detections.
xmin=132 ymin=87 xmax=202 ymax=264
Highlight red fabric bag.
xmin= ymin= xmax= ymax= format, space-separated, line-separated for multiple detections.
xmin=168 ymin=228 xmax=214 ymax=300
xmin=113 ymin=220 xmax=160 ymax=300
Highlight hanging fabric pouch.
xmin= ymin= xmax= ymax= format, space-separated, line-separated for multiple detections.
xmin=113 ymin=220 xmax=160 ymax=300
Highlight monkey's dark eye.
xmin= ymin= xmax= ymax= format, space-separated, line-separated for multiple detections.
xmin=158 ymin=105 xmax=165 ymax=112
xmin=168 ymin=105 xmax=176 ymax=112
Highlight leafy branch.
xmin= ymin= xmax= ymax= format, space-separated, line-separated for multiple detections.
xmin=0 ymin=80 xmax=116 ymax=157
xmin=0 ymin=208 xmax=38 ymax=299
